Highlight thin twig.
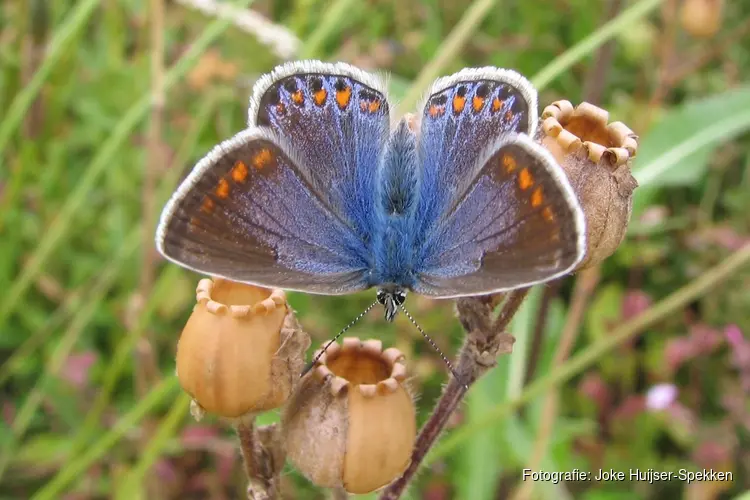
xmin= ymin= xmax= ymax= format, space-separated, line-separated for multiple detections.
xmin=512 ymin=266 xmax=601 ymax=500
xmin=379 ymin=289 xmax=527 ymax=500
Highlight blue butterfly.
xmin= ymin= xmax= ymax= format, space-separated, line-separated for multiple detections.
xmin=155 ymin=61 xmax=585 ymax=321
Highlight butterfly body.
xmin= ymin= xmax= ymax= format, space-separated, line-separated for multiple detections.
xmin=156 ymin=61 xmax=586 ymax=316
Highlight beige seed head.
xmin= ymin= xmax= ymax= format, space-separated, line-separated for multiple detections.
xmin=282 ymin=337 xmax=416 ymax=494
xmin=176 ymin=278 xmax=309 ymax=418
xmin=537 ymin=100 xmax=639 ymax=269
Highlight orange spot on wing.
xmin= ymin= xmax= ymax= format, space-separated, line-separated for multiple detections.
xmin=502 ymin=154 xmax=517 ymax=173
xmin=336 ymin=86 xmax=352 ymax=109
xmin=291 ymin=90 xmax=304 ymax=104
xmin=518 ymin=168 xmax=534 ymax=190
xmin=276 ymin=103 xmax=286 ymax=114
xmin=472 ymin=96 xmax=485 ymax=112
xmin=452 ymin=95 xmax=466 ymax=114
xmin=368 ymin=99 xmax=381 ymax=113
xmin=505 ymin=110 xmax=513 ymax=121
xmin=429 ymin=104 xmax=444 ymax=117
xmin=531 ymin=186 xmax=544 ymax=207
xmin=201 ymin=197 xmax=215 ymax=213
xmin=231 ymin=161 xmax=249 ymax=183
xmin=252 ymin=148 xmax=272 ymax=169
xmin=313 ymin=88 xmax=327 ymax=106
xmin=542 ymin=206 xmax=555 ymax=222
xmin=492 ymin=97 xmax=504 ymax=112
xmin=216 ymin=178 xmax=230 ymax=199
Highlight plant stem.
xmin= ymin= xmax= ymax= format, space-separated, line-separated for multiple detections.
xmin=236 ymin=418 xmax=284 ymax=500
xmin=380 ymin=289 xmax=528 ymax=499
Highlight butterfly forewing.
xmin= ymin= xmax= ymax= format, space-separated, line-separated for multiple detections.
xmin=156 ymin=129 xmax=370 ymax=294
xmin=248 ymin=61 xmax=391 ymax=242
xmin=414 ymin=68 xmax=538 ymax=235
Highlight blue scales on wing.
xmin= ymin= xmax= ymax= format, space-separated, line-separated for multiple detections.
xmin=249 ymin=61 xmax=391 ymax=248
xmin=406 ymin=68 xmax=584 ymax=297
xmin=157 ymin=62 xmax=394 ymax=294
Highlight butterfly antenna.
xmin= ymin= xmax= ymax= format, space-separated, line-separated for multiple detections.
xmin=301 ymin=300 xmax=379 ymax=377
xmin=399 ymin=304 xmax=468 ymax=390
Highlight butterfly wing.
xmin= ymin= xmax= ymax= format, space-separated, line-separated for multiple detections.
xmin=157 ymin=61 xmax=393 ymax=294
xmin=156 ymin=129 xmax=371 ymax=294
xmin=411 ymin=68 xmax=585 ymax=297
xmin=413 ymin=67 xmax=538 ymax=234
xmin=248 ymin=61 xmax=391 ymax=241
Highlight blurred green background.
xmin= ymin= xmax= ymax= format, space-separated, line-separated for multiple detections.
xmin=1 ymin=0 xmax=750 ymax=498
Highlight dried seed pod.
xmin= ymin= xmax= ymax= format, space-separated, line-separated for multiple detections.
xmin=283 ymin=338 xmax=416 ymax=494
xmin=176 ymin=278 xmax=310 ymax=418
xmin=537 ymin=100 xmax=639 ymax=269
xmin=680 ymin=0 xmax=724 ymax=39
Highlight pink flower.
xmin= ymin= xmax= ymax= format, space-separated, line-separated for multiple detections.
xmin=725 ymin=324 xmax=744 ymax=348
xmin=61 ymin=351 xmax=97 ymax=388
xmin=645 ymin=383 xmax=678 ymax=411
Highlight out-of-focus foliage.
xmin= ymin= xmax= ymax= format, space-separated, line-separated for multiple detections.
xmin=1 ymin=0 xmax=749 ymax=498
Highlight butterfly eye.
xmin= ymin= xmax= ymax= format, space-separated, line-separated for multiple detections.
xmin=376 ymin=289 xmax=387 ymax=304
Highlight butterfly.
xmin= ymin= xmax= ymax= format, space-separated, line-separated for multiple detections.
xmin=155 ymin=61 xmax=586 ymax=321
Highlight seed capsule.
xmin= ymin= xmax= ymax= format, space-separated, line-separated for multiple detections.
xmin=282 ymin=338 xmax=416 ymax=494
xmin=176 ymin=278 xmax=309 ymax=418
xmin=537 ymin=100 xmax=639 ymax=269
xmin=680 ymin=0 xmax=724 ymax=39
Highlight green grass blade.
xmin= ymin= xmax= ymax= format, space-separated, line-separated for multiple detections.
xmin=298 ymin=0 xmax=360 ymax=59
xmin=0 ymin=0 xmax=101 ymax=161
xmin=30 ymin=377 xmax=180 ymax=500
xmin=531 ymin=0 xmax=662 ymax=90
xmin=113 ymin=393 xmax=191 ymax=499
xmin=0 ymin=236 xmax=139 ymax=482
xmin=0 ymin=0 xmax=256 ymax=332
xmin=396 ymin=0 xmax=499 ymax=115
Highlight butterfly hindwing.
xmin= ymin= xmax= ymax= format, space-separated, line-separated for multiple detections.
xmin=248 ymin=61 xmax=391 ymax=241
xmin=413 ymin=134 xmax=585 ymax=296
xmin=156 ymin=129 xmax=370 ymax=294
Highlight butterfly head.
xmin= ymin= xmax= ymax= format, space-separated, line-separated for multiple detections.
xmin=376 ymin=287 xmax=407 ymax=322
